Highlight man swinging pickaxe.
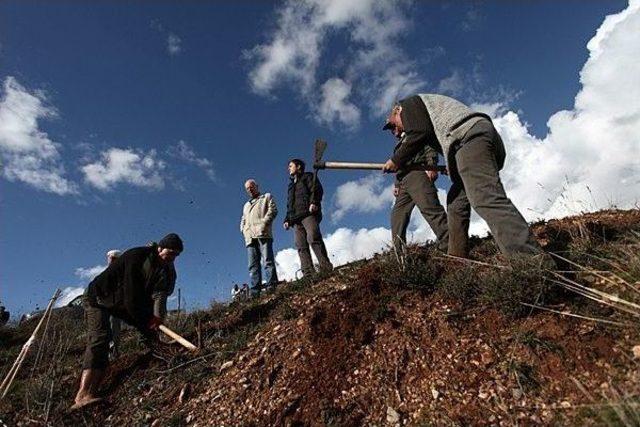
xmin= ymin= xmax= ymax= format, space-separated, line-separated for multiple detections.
xmin=311 ymin=138 xmax=450 ymax=254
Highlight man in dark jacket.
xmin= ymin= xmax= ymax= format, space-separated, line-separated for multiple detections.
xmin=284 ymin=159 xmax=333 ymax=276
xmin=71 ymin=233 xmax=183 ymax=410
xmin=390 ymin=132 xmax=448 ymax=254
xmin=382 ymin=95 xmax=544 ymax=259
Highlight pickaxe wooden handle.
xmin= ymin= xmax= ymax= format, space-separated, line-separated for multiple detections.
xmin=159 ymin=324 xmax=198 ymax=351
xmin=314 ymin=161 xmax=447 ymax=173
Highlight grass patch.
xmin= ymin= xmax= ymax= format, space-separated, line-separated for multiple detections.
xmin=436 ymin=264 xmax=479 ymax=306
xmin=377 ymin=247 xmax=443 ymax=291
xmin=479 ymin=255 xmax=552 ymax=318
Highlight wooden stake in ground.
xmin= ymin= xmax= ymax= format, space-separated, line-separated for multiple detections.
xmin=159 ymin=324 xmax=198 ymax=351
xmin=0 ymin=289 xmax=61 ymax=399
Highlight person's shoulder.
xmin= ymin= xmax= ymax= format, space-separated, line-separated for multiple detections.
xmin=122 ymin=246 xmax=153 ymax=261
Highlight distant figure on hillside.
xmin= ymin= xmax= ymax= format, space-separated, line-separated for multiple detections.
xmin=241 ymin=179 xmax=279 ymax=297
xmin=283 ymin=159 xmax=333 ymax=276
xmin=382 ymin=95 xmax=546 ymax=260
xmin=389 ymin=131 xmax=449 ymax=254
xmin=0 ymin=304 xmax=9 ymax=327
xmin=72 ymin=233 xmax=183 ymax=411
xmin=231 ymin=284 xmax=241 ymax=301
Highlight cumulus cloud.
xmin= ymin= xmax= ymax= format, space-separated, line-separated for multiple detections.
xmin=332 ymin=173 xmax=394 ymax=220
xmin=276 ymin=1 xmax=640 ymax=277
xmin=74 ymin=264 xmax=107 ymax=281
xmin=436 ymin=70 xmax=464 ymax=97
xmin=81 ymin=147 xmax=166 ymax=191
xmin=318 ymin=78 xmax=361 ymax=128
xmin=0 ymin=77 xmax=78 ymax=195
xmin=167 ymin=140 xmax=216 ymax=181
xmin=246 ymin=0 xmax=424 ymax=126
xmin=276 ymin=226 xmax=390 ymax=280
xmin=487 ymin=0 xmax=640 ymax=222
xmin=55 ymin=286 xmax=85 ymax=307
xmin=167 ymin=33 xmax=182 ymax=56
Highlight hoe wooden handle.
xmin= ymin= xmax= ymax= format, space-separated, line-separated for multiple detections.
xmin=159 ymin=325 xmax=198 ymax=351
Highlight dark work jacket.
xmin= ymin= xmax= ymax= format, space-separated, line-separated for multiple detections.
xmin=86 ymin=245 xmax=174 ymax=332
xmin=285 ymin=172 xmax=323 ymax=224
xmin=394 ymin=137 xmax=439 ymax=182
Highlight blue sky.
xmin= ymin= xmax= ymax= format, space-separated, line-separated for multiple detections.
xmin=1 ymin=1 xmax=638 ymax=317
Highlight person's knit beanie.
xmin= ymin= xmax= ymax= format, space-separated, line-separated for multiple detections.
xmin=158 ymin=233 xmax=184 ymax=252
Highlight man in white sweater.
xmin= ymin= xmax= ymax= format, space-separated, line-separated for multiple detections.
xmin=240 ymin=179 xmax=278 ymax=296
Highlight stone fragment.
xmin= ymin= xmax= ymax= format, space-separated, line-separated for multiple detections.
xmin=431 ymin=387 xmax=439 ymax=400
xmin=220 ymin=360 xmax=234 ymax=372
xmin=386 ymin=406 xmax=400 ymax=425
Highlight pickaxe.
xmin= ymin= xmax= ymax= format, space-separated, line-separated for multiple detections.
xmin=312 ymin=139 xmax=447 ymax=173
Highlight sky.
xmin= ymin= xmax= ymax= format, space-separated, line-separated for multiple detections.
xmin=1 ymin=1 xmax=638 ymax=317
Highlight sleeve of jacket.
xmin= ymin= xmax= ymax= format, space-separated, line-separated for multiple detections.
xmin=264 ymin=194 xmax=277 ymax=224
xmin=390 ymin=96 xmax=433 ymax=168
xmin=152 ymin=265 xmax=176 ymax=320
xmin=424 ymin=144 xmax=439 ymax=165
xmin=391 ymin=129 xmax=427 ymax=167
xmin=152 ymin=292 xmax=168 ymax=320
xmin=309 ymin=174 xmax=323 ymax=205
xmin=240 ymin=202 xmax=247 ymax=232
xmin=123 ymin=258 xmax=152 ymax=332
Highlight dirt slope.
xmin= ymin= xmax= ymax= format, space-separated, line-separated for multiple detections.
xmin=1 ymin=209 xmax=639 ymax=426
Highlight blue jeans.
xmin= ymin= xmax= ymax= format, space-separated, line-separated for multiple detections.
xmin=247 ymin=238 xmax=278 ymax=294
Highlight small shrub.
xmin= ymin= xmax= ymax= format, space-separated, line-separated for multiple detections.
xmin=277 ymin=302 xmax=298 ymax=321
xmin=479 ymin=255 xmax=552 ymax=318
xmin=437 ymin=264 xmax=479 ymax=306
xmin=378 ymin=248 xmax=443 ymax=291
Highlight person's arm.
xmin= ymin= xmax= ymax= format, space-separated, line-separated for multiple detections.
xmin=390 ymin=96 xmax=434 ymax=168
xmin=309 ymin=175 xmax=323 ymax=206
xmin=240 ymin=204 xmax=246 ymax=233
xmin=264 ymin=194 xmax=277 ymax=225
xmin=152 ymin=291 xmax=168 ymax=320
xmin=123 ymin=258 xmax=152 ymax=332
xmin=390 ymin=129 xmax=427 ymax=168
xmin=151 ymin=264 xmax=176 ymax=321
xmin=283 ymin=187 xmax=292 ymax=226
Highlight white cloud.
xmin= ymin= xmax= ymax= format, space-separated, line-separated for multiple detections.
xmin=486 ymin=0 xmax=640 ymax=222
xmin=277 ymin=1 xmax=640 ymax=275
xmin=167 ymin=140 xmax=216 ymax=181
xmin=74 ymin=264 xmax=107 ymax=281
xmin=55 ymin=286 xmax=85 ymax=307
xmin=436 ymin=70 xmax=464 ymax=97
xmin=332 ymin=173 xmax=394 ymax=220
xmin=167 ymin=33 xmax=182 ymax=56
xmin=246 ymin=0 xmax=423 ymax=126
xmin=318 ymin=78 xmax=361 ymax=128
xmin=81 ymin=148 xmax=166 ymax=191
xmin=0 ymin=77 xmax=78 ymax=195
xmin=276 ymin=226 xmax=390 ymax=280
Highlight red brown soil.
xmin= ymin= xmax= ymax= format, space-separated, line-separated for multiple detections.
xmin=3 ymin=209 xmax=639 ymax=426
